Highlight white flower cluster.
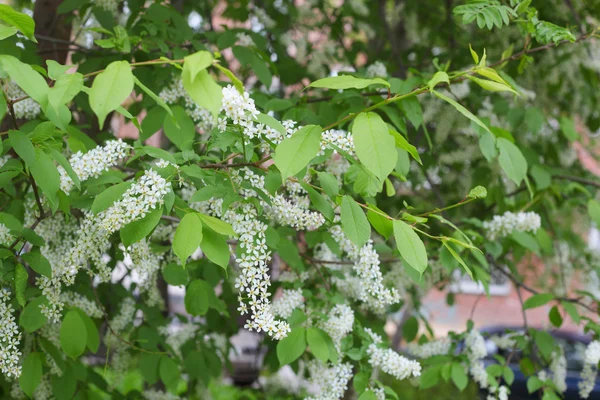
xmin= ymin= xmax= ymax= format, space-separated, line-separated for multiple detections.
xmin=270 ymin=289 xmax=304 ymax=319
xmin=320 ymin=304 xmax=354 ymax=350
xmin=483 ymin=211 xmax=541 ymax=240
xmin=2 ymin=80 xmax=41 ymax=120
xmin=236 ymin=32 xmax=255 ymax=47
xmin=0 ymin=223 xmax=13 ymax=245
xmin=39 ymin=169 xmax=169 ymax=322
xmin=549 ymin=350 xmax=567 ymax=393
xmin=60 ymin=292 xmax=103 ymax=319
xmin=104 ymin=297 xmax=136 ymax=352
xmin=0 ymin=289 xmax=22 ymax=379
xmin=142 ymin=389 xmax=182 ymax=400
xmin=123 ymin=240 xmax=163 ymax=307
xmin=59 ymin=139 xmax=131 ymax=193
xmin=366 ymin=61 xmax=388 ymax=78
xmin=159 ymin=323 xmax=199 ymax=358
xmin=330 ymin=225 xmax=401 ymax=312
xmin=305 ymin=361 xmax=353 ymax=400
xmin=580 ymin=340 xmax=600 ymax=398
xmin=219 ymin=85 xmax=260 ymax=139
xmin=465 ymin=330 xmax=489 ymax=389
xmin=486 ymin=385 xmax=509 ymax=400
xmin=406 ymin=338 xmax=451 ymax=359
xmin=365 ymin=329 xmax=421 ymax=380
xmin=490 ymin=333 xmax=516 ymax=350
xmin=320 ymin=130 xmax=354 ymax=156
xmin=159 ymin=79 xmax=213 ymax=131
xmin=269 ymin=193 xmax=325 ymax=231
xmin=94 ymin=0 xmax=119 ymax=14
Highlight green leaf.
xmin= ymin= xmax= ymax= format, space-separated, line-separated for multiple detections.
xmin=497 ymin=137 xmax=527 ymax=185
xmin=433 ymin=90 xmax=491 ymax=134
xmin=197 ymin=214 xmax=236 ymax=237
xmin=91 ymin=182 xmax=132 ymax=214
xmin=308 ymin=75 xmax=390 ymax=89
xmin=185 ymin=279 xmax=211 ymax=316
xmin=162 ymin=263 xmax=189 ymax=286
xmin=141 ymin=146 xmax=177 ymax=165
xmin=133 ymin=76 xmax=173 ymax=117
xmin=139 ymin=353 xmax=160 ymax=384
xmin=317 ymin=171 xmax=339 ymax=199
xmin=522 ymin=293 xmax=554 ymax=310
xmin=89 ymin=60 xmax=134 ymax=128
xmin=14 ymin=264 xmax=27 ymax=307
xmin=0 ymin=56 xmax=48 ymax=104
xmin=561 ymin=301 xmax=580 ymax=323
xmin=393 ymin=220 xmax=428 ymax=275
xmin=60 ymin=310 xmax=88 ymax=358
xmin=159 ymin=356 xmax=179 ymax=387
xmin=443 ymin=242 xmax=473 ymax=279
xmin=358 ymin=391 xmax=378 ymax=400
xmin=163 ymin=105 xmax=195 ymax=149
xmin=467 ymin=75 xmax=517 ymax=94
xmin=0 ymin=25 xmax=18 ymax=40
xmin=510 ymin=231 xmax=540 ymax=253
xmin=184 ymin=51 xmax=213 ymax=80
xmin=274 ymin=125 xmax=322 ymax=180
xmin=173 ymin=213 xmax=203 ymax=265
xmin=30 ymin=149 xmax=61 ymax=207
xmin=527 ymin=376 xmax=543 ymax=394
xmin=0 ymin=5 xmax=36 ymax=42
xmin=451 ymin=362 xmax=468 ymax=391
xmin=75 ymin=309 xmax=100 ymax=353
xmin=388 ymin=128 xmax=421 ymax=164
xmin=559 ymin=117 xmax=578 ymax=141
xmin=200 ymin=227 xmax=230 ymax=269
xmin=48 ymin=72 xmax=83 ymax=113
xmin=352 ymin=112 xmax=397 ymax=182
xmin=428 ymin=71 xmax=449 ymax=90
xmin=301 ymin=183 xmax=334 ymax=220
xmin=120 ymin=207 xmax=163 ymax=247
xmin=9 ymin=130 xmax=36 ymax=166
xmin=367 ymin=206 xmax=394 ymax=240
xmin=277 ymin=327 xmax=306 ymax=366
xmin=47 ymin=148 xmax=80 ymax=190
xmin=20 ymin=297 xmax=48 ymax=333
xmin=402 ymin=316 xmax=419 ymax=342
xmin=340 ymin=196 xmax=371 ymax=247
xmin=21 ymin=251 xmax=52 ymax=278
xmin=182 ymin=68 xmax=222 ymax=119
xmin=549 ymin=305 xmax=563 ymax=328
xmin=213 ymin=63 xmax=244 ymax=94
xmin=306 ymin=327 xmax=329 ymax=363
xmin=19 ymin=352 xmax=42 ymax=397
xmin=588 ymin=199 xmax=600 ymax=227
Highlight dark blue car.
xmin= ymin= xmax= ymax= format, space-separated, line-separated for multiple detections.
xmin=480 ymin=326 xmax=600 ymax=399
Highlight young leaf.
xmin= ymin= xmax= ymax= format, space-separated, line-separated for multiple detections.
xmin=522 ymin=293 xmax=554 ymax=310
xmin=91 ymin=182 xmax=132 ymax=214
xmin=340 ymin=196 xmax=371 ymax=247
xmin=393 ymin=220 xmax=428 ymax=275
xmin=120 ymin=207 xmax=163 ymax=247
xmin=21 ymin=251 xmax=52 ymax=278
xmin=0 ymin=5 xmax=36 ymax=41
xmin=89 ymin=60 xmax=134 ymax=128
xmin=308 ymin=75 xmax=390 ymax=90
xmin=184 ymin=50 xmax=213 ymax=80
xmin=19 ymin=352 xmax=42 ymax=397
xmin=497 ymin=138 xmax=528 ymax=185
xmin=274 ymin=125 xmax=322 ymax=180
xmin=173 ymin=213 xmax=203 ymax=266
xmin=200 ymin=227 xmax=230 ymax=269
xmin=352 ymin=112 xmax=397 ymax=182
xmin=182 ymin=68 xmax=222 ymax=119
xmin=433 ymin=90 xmax=491 ymax=134
xmin=428 ymin=71 xmax=449 ymax=90
xmin=306 ymin=327 xmax=330 ymax=363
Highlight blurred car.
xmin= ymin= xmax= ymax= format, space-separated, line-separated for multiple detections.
xmin=480 ymin=325 xmax=600 ymax=400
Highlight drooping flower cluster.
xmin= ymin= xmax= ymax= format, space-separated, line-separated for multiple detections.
xmin=579 ymin=340 xmax=600 ymax=398
xmin=365 ymin=328 xmax=422 ymax=380
xmin=483 ymin=211 xmax=541 ymax=240
xmin=270 ymin=289 xmax=304 ymax=319
xmin=60 ymin=292 xmax=103 ymax=319
xmin=406 ymin=338 xmax=452 ymax=359
xmin=2 ymin=80 xmax=41 ymax=120
xmin=0 ymin=289 xmax=22 ymax=379
xmin=159 ymin=79 xmax=213 ymax=131
xmin=159 ymin=323 xmax=199 ymax=358
xmin=330 ymin=225 xmax=401 ymax=312
xmin=38 ymin=169 xmax=170 ymax=322
xmin=59 ymin=139 xmax=131 ymax=193
xmin=549 ymin=350 xmax=567 ymax=393
xmin=320 ymin=304 xmax=354 ymax=350
xmin=320 ymin=130 xmax=355 ymax=156
xmin=219 ymin=85 xmax=260 ymax=139
xmin=268 ymin=193 xmax=325 ymax=231
xmin=465 ymin=330 xmax=489 ymax=389
xmin=0 ymin=223 xmax=13 ymax=245
xmin=305 ymin=361 xmax=354 ymax=400
xmin=122 ymin=240 xmax=164 ymax=307
xmin=236 ymin=32 xmax=255 ymax=47
xmin=486 ymin=385 xmax=509 ymax=400
xmin=366 ymin=61 xmax=388 ymax=78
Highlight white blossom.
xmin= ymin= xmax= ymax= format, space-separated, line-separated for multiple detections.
xmin=0 ymin=289 xmax=22 ymax=379
xmin=483 ymin=211 xmax=541 ymax=240
xmin=406 ymin=338 xmax=451 ymax=359
xmin=580 ymin=340 xmax=600 ymax=398
xmin=2 ymin=80 xmax=41 ymax=120
xmin=366 ymin=61 xmax=387 ymax=78
xmin=366 ymin=329 xmax=421 ymax=380
xmin=305 ymin=361 xmax=353 ymax=400
xmin=270 ymin=289 xmax=304 ymax=319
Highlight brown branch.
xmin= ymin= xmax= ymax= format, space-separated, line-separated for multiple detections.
xmin=554 ymin=174 xmax=600 ymax=189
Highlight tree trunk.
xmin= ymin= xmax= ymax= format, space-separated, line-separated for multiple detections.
xmin=33 ymin=0 xmax=73 ymax=64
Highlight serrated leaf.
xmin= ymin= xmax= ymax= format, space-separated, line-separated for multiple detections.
xmin=393 ymin=220 xmax=427 ymax=275
xmin=173 ymin=213 xmax=203 ymax=266
xmin=60 ymin=310 xmax=88 ymax=358
xmin=340 ymin=196 xmax=371 ymax=247
xmin=352 ymin=113 xmax=397 ymax=182
xmin=522 ymin=293 xmax=554 ymax=310
xmin=497 ymin=137 xmax=527 ymax=185
xmin=308 ymin=75 xmax=389 ymax=89
xmin=274 ymin=125 xmax=322 ymax=180
xmin=277 ymin=327 xmax=306 ymax=365
xmin=89 ymin=61 xmax=134 ymax=128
